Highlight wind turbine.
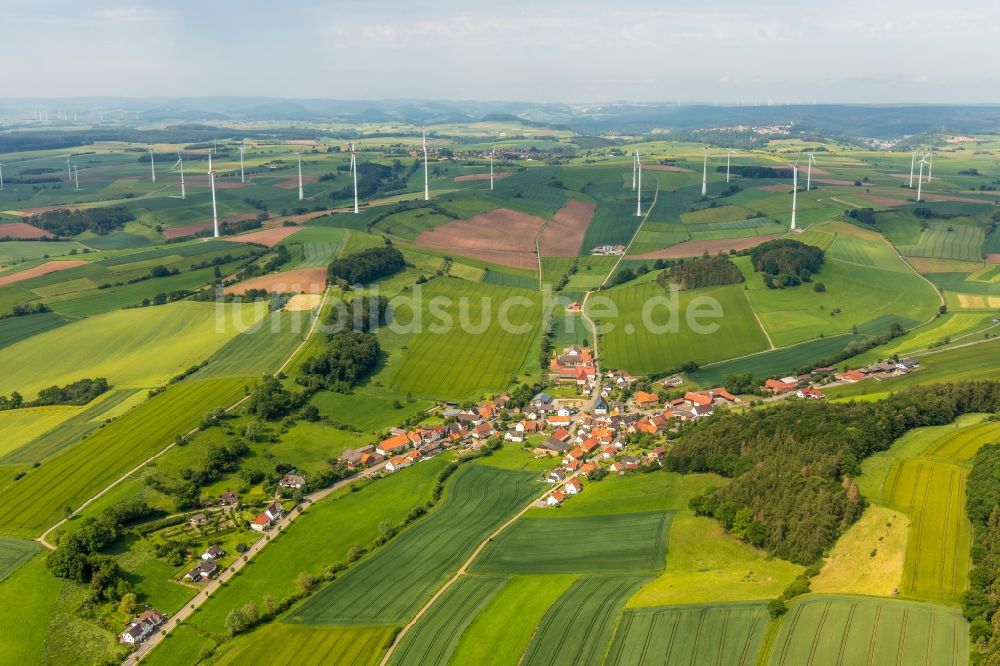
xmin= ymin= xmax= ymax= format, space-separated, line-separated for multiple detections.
xmin=701 ymin=146 xmax=709 ymax=196
xmin=73 ymin=165 xmax=80 ymax=191
xmin=297 ymin=152 xmax=304 ymax=201
xmin=489 ymin=145 xmax=495 ymax=191
xmin=239 ymin=140 xmax=245 ymax=183
xmin=917 ymin=154 xmax=930 ymax=202
xmin=209 ymin=155 xmax=219 ymax=238
xmin=350 ymin=143 xmax=359 ymax=214
xmin=632 ymin=150 xmax=638 ymax=191
xmin=422 ymin=130 xmax=430 ymax=201
xmin=726 ymin=149 xmax=733 ymax=183
xmin=806 ymin=152 xmax=817 ymax=191
xmin=927 ymin=149 xmax=934 ymax=182
xmin=636 ymin=154 xmax=643 ymax=217
xmin=172 ymin=154 xmax=186 ymax=199
xmin=789 ymin=161 xmax=800 ymax=231
xmin=909 ymin=150 xmax=917 ymax=188
xmin=148 ymin=147 xmax=156 ymax=182
xmin=65 ymin=157 xmax=72 ymax=181
xmin=0 ymin=163 xmax=6 ymax=190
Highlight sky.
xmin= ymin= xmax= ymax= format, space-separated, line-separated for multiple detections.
xmin=2 ymin=0 xmax=998 ymax=104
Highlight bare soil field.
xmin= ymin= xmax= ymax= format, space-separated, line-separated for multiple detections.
xmin=414 ymin=208 xmax=545 ymax=269
xmin=813 ymin=178 xmax=856 ymax=186
xmin=756 ymin=184 xmax=793 ymax=193
xmin=539 ymin=199 xmax=596 ymax=257
xmin=853 ymin=194 xmax=909 ymax=207
xmin=221 ymin=226 xmax=302 ymax=247
xmin=646 ymin=164 xmax=693 ymax=173
xmin=453 ymin=172 xmax=514 ymax=183
xmin=3 ymin=206 xmax=62 ymax=217
xmin=275 ymin=175 xmax=320 ymax=190
xmin=284 ymin=293 xmax=323 ymax=311
xmin=987 ymin=254 xmax=1000 ymax=265
xmin=633 ymin=234 xmax=782 ymax=259
xmin=0 ymin=222 xmax=53 ymax=239
xmin=0 ymin=260 xmax=88 ymax=287
xmin=223 ymin=267 xmax=327 ymax=295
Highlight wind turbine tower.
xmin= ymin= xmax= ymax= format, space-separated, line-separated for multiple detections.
xmin=422 ymin=130 xmax=430 ymax=201
xmin=297 ymin=152 xmax=304 ymax=201
xmin=149 ymin=147 xmax=156 ymax=182
xmin=917 ymin=154 xmax=929 ymax=202
xmin=790 ymin=162 xmax=799 ymax=231
xmin=66 ymin=157 xmax=72 ymax=181
xmin=351 ymin=143 xmax=359 ymax=214
xmin=73 ymin=165 xmax=80 ymax=191
xmin=927 ymin=149 xmax=934 ymax=182
xmin=726 ymin=149 xmax=733 ymax=183
xmin=701 ymin=146 xmax=709 ymax=196
xmin=806 ymin=152 xmax=817 ymax=191
xmin=174 ymin=155 xmax=186 ymax=200
xmin=239 ymin=140 xmax=245 ymax=183
xmin=909 ymin=150 xmax=917 ymax=188
xmin=489 ymin=146 xmax=495 ymax=191
xmin=209 ymin=158 xmax=219 ymax=238
xmin=636 ymin=155 xmax=643 ymax=217
xmin=0 ymin=163 xmax=6 ymax=190
xmin=632 ymin=150 xmax=638 ymax=190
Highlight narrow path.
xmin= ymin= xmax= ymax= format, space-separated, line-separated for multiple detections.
xmin=742 ymin=287 xmax=775 ymax=350
xmin=378 ymin=475 xmax=579 ymax=666
xmin=37 ymin=288 xmax=333 ymax=551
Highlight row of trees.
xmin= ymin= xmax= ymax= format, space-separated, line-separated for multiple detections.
xmin=0 ymin=377 xmax=110 ymax=411
xmin=675 ymin=381 xmax=1000 ymax=564
xmin=963 ymin=437 xmax=1000 ymax=656
xmin=297 ymin=331 xmax=382 ymax=393
xmin=746 ymin=238 xmax=825 ymax=278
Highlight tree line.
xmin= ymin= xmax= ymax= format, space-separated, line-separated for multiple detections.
xmin=657 ymin=254 xmax=744 ymax=290
xmin=676 ymin=381 xmax=1000 ymax=564
xmin=964 ymin=435 xmax=1000 ymax=659
xmin=0 ymin=377 xmax=110 ymax=411
xmin=28 ymin=206 xmax=135 ymax=236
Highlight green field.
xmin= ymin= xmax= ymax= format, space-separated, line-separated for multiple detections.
xmin=767 ymin=595 xmax=967 ymax=666
xmin=193 ymin=309 xmax=312 ymax=379
xmin=448 ymin=574 xmax=577 ymax=665
xmin=288 ymin=464 xmax=540 ymax=624
xmin=0 ymin=554 xmax=64 ymax=664
xmin=0 ymin=389 xmax=144 ymax=464
xmin=377 ymin=277 xmax=541 ymax=399
xmin=591 ymin=281 xmax=770 ymax=374
xmin=0 ymin=405 xmax=85 ymax=458
xmin=690 ymin=333 xmax=861 ymax=386
xmin=183 ymin=457 xmax=449 ymax=638
xmin=389 ymin=575 xmax=509 ymax=665
xmin=896 ymin=221 xmax=986 ymax=262
xmin=217 ymin=624 xmax=393 ymax=666
xmin=0 ymin=301 xmax=260 ymax=398
xmin=309 ymin=388 xmax=433 ymax=433
xmin=522 ymin=575 xmax=650 ymax=666
xmin=606 ymin=603 xmax=769 ymax=666
xmin=471 ymin=511 xmax=670 ymax=574
xmin=884 ymin=458 xmax=970 ymax=602
xmin=0 ymin=311 xmax=72 ymax=348
xmin=0 ymin=377 xmax=247 ymax=536
xmin=0 ymin=536 xmax=40 ymax=583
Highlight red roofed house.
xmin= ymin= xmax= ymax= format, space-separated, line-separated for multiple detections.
xmin=762 ymin=378 xmax=796 ymax=394
xmin=564 ymin=477 xmax=583 ymax=495
xmin=547 ymin=414 xmax=572 ymax=428
xmin=634 ymin=391 xmax=660 ymax=408
xmin=798 ymin=388 xmax=826 ymax=399
xmin=580 ymin=462 xmax=600 ymax=477
xmin=684 ymin=391 xmax=713 ymax=406
xmin=547 ymin=491 xmax=565 ymax=506
xmin=377 ymin=433 xmax=411 ymax=456
xmin=472 ymin=422 xmax=495 ymax=440
xmin=836 ymin=370 xmax=866 ymax=383
xmin=551 ymin=427 xmax=571 ymax=442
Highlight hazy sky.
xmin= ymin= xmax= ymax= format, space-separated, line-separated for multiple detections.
xmin=3 ymin=0 xmax=998 ymax=103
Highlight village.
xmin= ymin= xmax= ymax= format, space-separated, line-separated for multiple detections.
xmin=114 ymin=341 xmax=924 ymax=648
